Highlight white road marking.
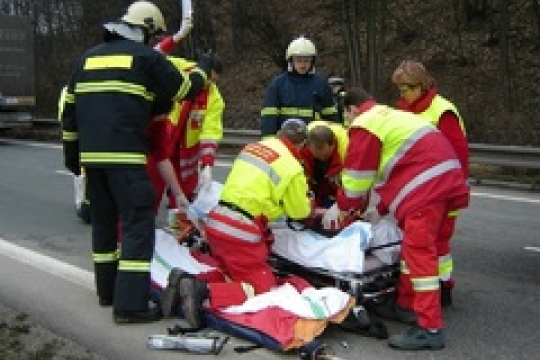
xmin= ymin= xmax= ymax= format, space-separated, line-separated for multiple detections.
xmin=0 ymin=238 xmax=94 ymax=290
xmin=471 ymin=191 xmax=540 ymax=204
xmin=524 ymin=247 xmax=540 ymax=253
xmin=55 ymin=170 xmax=73 ymax=176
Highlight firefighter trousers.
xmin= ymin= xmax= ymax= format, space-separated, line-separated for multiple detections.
xmin=86 ymin=167 xmax=156 ymax=312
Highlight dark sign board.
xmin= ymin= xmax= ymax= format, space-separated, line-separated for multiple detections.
xmin=0 ymin=14 xmax=35 ymax=102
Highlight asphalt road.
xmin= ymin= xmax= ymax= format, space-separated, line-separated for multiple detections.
xmin=0 ymin=138 xmax=539 ymax=360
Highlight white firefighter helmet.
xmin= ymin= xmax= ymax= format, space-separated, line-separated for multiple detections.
xmin=121 ymin=1 xmax=166 ymax=35
xmin=286 ymin=36 xmax=317 ymax=60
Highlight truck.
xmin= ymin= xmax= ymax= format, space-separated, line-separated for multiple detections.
xmin=0 ymin=13 xmax=35 ymax=130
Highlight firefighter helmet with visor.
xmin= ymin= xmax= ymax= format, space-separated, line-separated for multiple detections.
xmin=121 ymin=1 xmax=167 ymax=35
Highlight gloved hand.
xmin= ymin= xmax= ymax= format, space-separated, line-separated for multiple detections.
xmin=196 ymin=49 xmax=215 ymax=77
xmin=197 ymin=166 xmax=212 ymax=193
xmin=172 ymin=11 xmax=193 ymax=42
xmin=321 ymin=203 xmax=342 ymax=230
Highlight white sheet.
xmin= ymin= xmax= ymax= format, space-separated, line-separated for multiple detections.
xmin=184 ymin=181 xmax=402 ymax=274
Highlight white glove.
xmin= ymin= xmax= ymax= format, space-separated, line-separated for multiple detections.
xmin=172 ymin=12 xmax=193 ymax=42
xmin=322 ymin=203 xmax=341 ymax=230
xmin=197 ymin=166 xmax=212 ymax=193
xmin=363 ymin=208 xmax=381 ymax=225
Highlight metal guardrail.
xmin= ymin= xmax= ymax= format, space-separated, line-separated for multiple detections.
xmin=31 ymin=119 xmax=540 ymax=181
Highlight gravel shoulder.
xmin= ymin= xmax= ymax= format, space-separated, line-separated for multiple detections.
xmin=0 ymin=303 xmax=110 ymax=360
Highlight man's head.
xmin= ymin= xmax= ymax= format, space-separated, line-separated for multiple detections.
xmin=278 ymin=118 xmax=307 ymax=148
xmin=286 ymin=36 xmax=316 ymax=75
xmin=391 ymin=60 xmax=435 ymax=104
xmin=343 ymin=87 xmax=375 ymax=121
xmin=306 ymin=125 xmax=335 ymax=161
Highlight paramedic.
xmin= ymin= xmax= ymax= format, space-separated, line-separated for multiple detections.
xmin=260 ymin=36 xmax=339 ymax=137
xmin=323 ymin=87 xmax=469 ymax=350
xmin=301 ymin=120 xmax=348 ymax=209
xmin=61 ymin=0 xmax=214 ymax=324
xmin=392 ymin=60 xmax=469 ymax=307
xmin=177 ymin=119 xmax=313 ymax=329
xmin=146 ymin=53 xmax=224 ymax=212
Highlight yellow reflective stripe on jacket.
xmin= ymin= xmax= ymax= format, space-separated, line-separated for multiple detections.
xmin=419 ymin=94 xmax=466 ymax=134
xmin=261 ymin=107 xmax=279 ymax=116
xmin=118 ymin=260 xmax=150 ymax=272
xmin=174 ymin=71 xmax=192 ymax=101
xmin=412 ymin=276 xmax=440 ymax=292
xmin=279 ymin=107 xmax=315 ymax=117
xmin=321 ymin=105 xmax=338 ymax=117
xmin=389 ymin=159 xmax=461 ymax=213
xmin=62 ymin=131 xmax=78 ymax=141
xmin=75 ymin=81 xmax=155 ymax=101
xmin=81 ymin=152 xmax=147 ymax=165
xmin=84 ymin=55 xmax=133 ymax=70
xmin=92 ymin=250 xmax=119 ymax=264
xmin=438 ymin=254 xmax=453 ymax=281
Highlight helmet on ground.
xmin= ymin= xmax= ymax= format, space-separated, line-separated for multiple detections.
xmin=286 ymin=36 xmax=317 ymax=60
xmin=121 ymin=1 xmax=166 ymax=35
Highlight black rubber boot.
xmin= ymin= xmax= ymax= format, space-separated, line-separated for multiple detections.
xmin=178 ymin=277 xmax=208 ymax=329
xmin=388 ymin=325 xmax=445 ymax=350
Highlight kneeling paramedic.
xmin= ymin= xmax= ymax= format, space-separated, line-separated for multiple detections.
xmin=177 ymin=119 xmax=313 ymax=329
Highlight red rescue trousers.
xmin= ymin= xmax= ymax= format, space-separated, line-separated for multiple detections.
xmin=397 ymin=201 xmax=447 ymax=329
xmin=202 ymin=206 xmax=278 ymax=309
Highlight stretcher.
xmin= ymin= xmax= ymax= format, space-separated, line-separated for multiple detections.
xmin=167 ymin=181 xmax=402 ymax=312
xmin=266 ymin=219 xmax=401 ymax=310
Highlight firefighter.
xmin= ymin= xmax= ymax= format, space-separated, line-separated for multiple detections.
xmin=61 ymin=0 xmax=214 ymax=324
xmin=260 ymin=36 xmax=339 ymax=137
xmin=301 ymin=120 xmax=348 ymax=210
xmin=323 ymin=88 xmax=469 ymax=350
xmin=392 ymin=60 xmax=469 ymax=307
xmin=176 ymin=119 xmax=313 ymax=329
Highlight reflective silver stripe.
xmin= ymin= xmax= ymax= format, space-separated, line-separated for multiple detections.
xmin=379 ymin=126 xmax=434 ymax=184
xmin=200 ymin=147 xmax=216 ymax=156
xmin=179 ymin=154 xmax=199 ymax=167
xmin=344 ymin=169 xmax=377 ymax=180
xmin=207 ymin=209 xmax=260 ymax=243
xmin=238 ymin=152 xmax=281 ymax=185
xmin=200 ymin=140 xmax=218 ymax=147
xmin=412 ymin=276 xmax=440 ymax=292
xmin=343 ymin=187 xmax=367 ymax=198
xmin=389 ymin=159 xmax=461 ymax=213
xmin=180 ymin=167 xmax=197 ymax=179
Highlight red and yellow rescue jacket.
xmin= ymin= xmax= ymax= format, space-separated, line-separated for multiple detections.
xmin=338 ymin=101 xmax=469 ymax=222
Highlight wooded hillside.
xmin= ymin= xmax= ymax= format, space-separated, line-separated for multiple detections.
xmin=2 ymin=0 xmax=539 ymax=145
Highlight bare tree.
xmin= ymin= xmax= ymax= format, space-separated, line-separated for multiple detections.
xmin=341 ymin=0 xmax=362 ymax=86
